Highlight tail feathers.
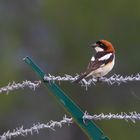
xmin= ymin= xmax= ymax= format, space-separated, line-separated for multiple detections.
xmin=74 ymin=73 xmax=87 ymax=83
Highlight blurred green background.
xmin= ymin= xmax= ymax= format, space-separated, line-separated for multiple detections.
xmin=0 ymin=0 xmax=140 ymax=140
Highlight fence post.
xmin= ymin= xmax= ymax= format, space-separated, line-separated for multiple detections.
xmin=23 ymin=56 xmax=109 ymax=140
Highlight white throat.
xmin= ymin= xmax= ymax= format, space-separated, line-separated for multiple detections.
xmin=95 ymin=47 xmax=104 ymax=52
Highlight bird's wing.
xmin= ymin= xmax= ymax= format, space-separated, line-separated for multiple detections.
xmin=86 ymin=59 xmax=105 ymax=73
xmin=74 ymin=60 xmax=104 ymax=83
xmin=86 ymin=52 xmax=114 ymax=74
xmin=75 ymin=52 xmax=114 ymax=83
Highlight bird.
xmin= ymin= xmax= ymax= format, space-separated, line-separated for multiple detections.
xmin=75 ymin=40 xmax=115 ymax=83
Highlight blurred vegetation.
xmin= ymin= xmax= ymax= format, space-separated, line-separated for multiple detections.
xmin=0 ymin=0 xmax=140 ymax=140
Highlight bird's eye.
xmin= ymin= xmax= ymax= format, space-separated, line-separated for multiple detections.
xmin=99 ymin=43 xmax=104 ymax=48
xmin=96 ymin=41 xmax=103 ymax=47
xmin=96 ymin=41 xmax=106 ymax=49
xmin=99 ymin=43 xmax=103 ymax=46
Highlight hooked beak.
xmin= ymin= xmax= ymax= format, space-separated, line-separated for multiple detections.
xmin=90 ymin=43 xmax=98 ymax=48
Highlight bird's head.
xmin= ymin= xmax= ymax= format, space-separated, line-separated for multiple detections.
xmin=90 ymin=40 xmax=115 ymax=53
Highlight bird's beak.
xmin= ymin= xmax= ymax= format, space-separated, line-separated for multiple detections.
xmin=90 ymin=43 xmax=98 ymax=48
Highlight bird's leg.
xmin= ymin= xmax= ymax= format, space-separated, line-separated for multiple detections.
xmin=96 ymin=77 xmax=103 ymax=83
xmin=97 ymin=77 xmax=100 ymax=82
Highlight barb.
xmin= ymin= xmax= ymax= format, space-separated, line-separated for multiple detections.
xmin=83 ymin=111 xmax=140 ymax=123
xmin=1 ymin=112 xmax=140 ymax=140
xmin=0 ymin=81 xmax=41 ymax=94
xmin=44 ymin=73 xmax=140 ymax=88
xmin=0 ymin=115 xmax=72 ymax=140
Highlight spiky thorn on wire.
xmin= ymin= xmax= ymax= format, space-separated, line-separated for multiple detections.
xmin=44 ymin=73 xmax=140 ymax=88
xmin=1 ymin=112 xmax=140 ymax=140
xmin=0 ymin=115 xmax=72 ymax=140
xmin=0 ymin=80 xmax=41 ymax=94
xmin=83 ymin=111 xmax=140 ymax=123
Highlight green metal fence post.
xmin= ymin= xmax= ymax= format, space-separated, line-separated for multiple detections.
xmin=23 ymin=56 xmax=109 ymax=140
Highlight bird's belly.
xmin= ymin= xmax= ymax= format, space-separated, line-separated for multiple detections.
xmin=89 ymin=59 xmax=115 ymax=77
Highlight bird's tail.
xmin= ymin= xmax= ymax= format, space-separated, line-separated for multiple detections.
xmin=74 ymin=73 xmax=87 ymax=83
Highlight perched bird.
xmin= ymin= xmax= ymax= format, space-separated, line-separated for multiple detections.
xmin=75 ymin=40 xmax=115 ymax=83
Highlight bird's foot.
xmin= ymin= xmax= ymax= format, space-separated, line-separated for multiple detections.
xmin=96 ymin=77 xmax=103 ymax=83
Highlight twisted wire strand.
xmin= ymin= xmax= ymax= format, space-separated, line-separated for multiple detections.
xmin=1 ymin=73 xmax=139 ymax=94
xmin=1 ymin=112 xmax=140 ymax=140
xmin=83 ymin=111 xmax=140 ymax=123
xmin=0 ymin=115 xmax=72 ymax=140
xmin=0 ymin=81 xmax=41 ymax=94
xmin=44 ymin=73 xmax=140 ymax=88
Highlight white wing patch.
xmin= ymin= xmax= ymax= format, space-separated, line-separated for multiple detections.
xmin=91 ymin=56 xmax=95 ymax=61
xmin=99 ymin=53 xmax=112 ymax=61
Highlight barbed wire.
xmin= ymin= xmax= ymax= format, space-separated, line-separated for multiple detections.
xmin=44 ymin=73 xmax=140 ymax=88
xmin=83 ymin=111 xmax=140 ymax=123
xmin=1 ymin=112 xmax=140 ymax=140
xmin=0 ymin=76 xmax=140 ymax=139
xmin=1 ymin=73 xmax=139 ymax=94
xmin=0 ymin=80 xmax=41 ymax=94
xmin=0 ymin=115 xmax=72 ymax=140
